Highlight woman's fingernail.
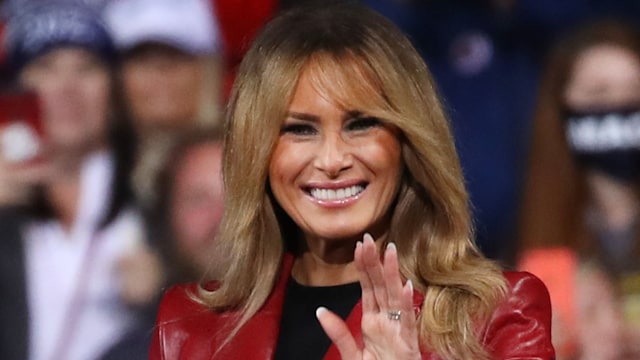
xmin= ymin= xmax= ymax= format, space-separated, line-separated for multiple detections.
xmin=316 ymin=306 xmax=328 ymax=318
xmin=356 ymin=241 xmax=362 ymax=249
xmin=363 ymin=233 xmax=373 ymax=242
xmin=406 ymin=279 xmax=413 ymax=292
xmin=386 ymin=242 xmax=396 ymax=251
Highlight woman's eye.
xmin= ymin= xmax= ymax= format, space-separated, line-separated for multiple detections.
xmin=281 ymin=123 xmax=317 ymax=136
xmin=346 ymin=117 xmax=382 ymax=131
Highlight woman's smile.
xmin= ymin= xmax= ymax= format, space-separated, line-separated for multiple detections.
xmin=304 ymin=180 xmax=367 ymax=206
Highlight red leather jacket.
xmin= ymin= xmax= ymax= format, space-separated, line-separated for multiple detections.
xmin=150 ymin=255 xmax=555 ymax=359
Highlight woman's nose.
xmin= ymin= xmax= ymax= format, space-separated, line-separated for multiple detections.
xmin=41 ymin=70 xmax=80 ymax=101
xmin=314 ymin=132 xmax=352 ymax=177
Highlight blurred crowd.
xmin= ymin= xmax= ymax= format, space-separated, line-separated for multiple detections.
xmin=0 ymin=0 xmax=638 ymax=359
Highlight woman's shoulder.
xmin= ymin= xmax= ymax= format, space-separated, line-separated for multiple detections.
xmin=156 ymin=282 xmax=217 ymax=325
xmin=151 ymin=280 xmax=251 ymax=360
xmin=480 ymin=270 xmax=555 ymax=359
xmin=503 ymin=270 xmax=551 ymax=297
xmin=497 ymin=270 xmax=553 ymax=322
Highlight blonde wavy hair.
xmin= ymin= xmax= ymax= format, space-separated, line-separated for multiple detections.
xmin=201 ymin=3 xmax=506 ymax=359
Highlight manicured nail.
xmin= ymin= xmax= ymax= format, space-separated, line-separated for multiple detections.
xmin=363 ymin=233 xmax=374 ymax=243
xmin=316 ymin=306 xmax=328 ymax=319
xmin=406 ymin=279 xmax=413 ymax=292
xmin=356 ymin=241 xmax=362 ymax=249
xmin=386 ymin=242 xmax=396 ymax=251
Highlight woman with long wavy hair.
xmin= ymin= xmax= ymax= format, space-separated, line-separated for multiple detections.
xmin=151 ymin=3 xmax=554 ymax=359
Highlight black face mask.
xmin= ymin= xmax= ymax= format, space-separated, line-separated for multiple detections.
xmin=565 ymin=107 xmax=640 ymax=183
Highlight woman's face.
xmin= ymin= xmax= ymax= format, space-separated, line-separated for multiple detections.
xmin=269 ymin=67 xmax=403 ymax=244
xmin=122 ymin=44 xmax=201 ymax=133
xmin=19 ymin=47 xmax=111 ymax=154
xmin=563 ymin=44 xmax=640 ymax=185
xmin=171 ymin=141 xmax=224 ymax=271
xmin=565 ymin=44 xmax=640 ymax=110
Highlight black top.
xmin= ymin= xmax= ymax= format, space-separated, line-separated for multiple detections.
xmin=0 ymin=207 xmax=29 ymax=360
xmin=274 ymin=277 xmax=361 ymax=360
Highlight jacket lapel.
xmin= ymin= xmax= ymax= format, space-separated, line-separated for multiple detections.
xmin=219 ymin=256 xmax=294 ymax=360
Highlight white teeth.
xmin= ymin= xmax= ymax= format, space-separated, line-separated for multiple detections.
xmin=327 ymin=189 xmax=336 ymax=199
xmin=310 ymin=185 xmax=364 ymax=200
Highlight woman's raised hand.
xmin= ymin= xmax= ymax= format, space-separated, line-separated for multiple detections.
xmin=316 ymin=233 xmax=421 ymax=359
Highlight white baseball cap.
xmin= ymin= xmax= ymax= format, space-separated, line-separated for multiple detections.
xmin=103 ymin=0 xmax=220 ymax=55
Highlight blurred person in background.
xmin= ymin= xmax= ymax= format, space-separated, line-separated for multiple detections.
xmin=517 ymin=19 xmax=640 ymax=360
xmin=103 ymin=0 xmax=224 ymax=207
xmin=103 ymin=127 xmax=225 ymax=359
xmin=152 ymin=126 xmax=224 ymax=284
xmin=0 ymin=2 xmax=162 ymax=359
xmin=360 ymin=0 xmax=640 ymax=264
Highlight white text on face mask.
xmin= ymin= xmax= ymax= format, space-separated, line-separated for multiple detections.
xmin=567 ymin=111 xmax=640 ymax=153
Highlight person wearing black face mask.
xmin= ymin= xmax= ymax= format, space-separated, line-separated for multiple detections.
xmin=565 ymin=106 xmax=640 ymax=184
xmin=517 ymin=19 xmax=640 ymax=360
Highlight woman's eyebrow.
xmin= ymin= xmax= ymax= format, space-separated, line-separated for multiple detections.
xmin=286 ymin=110 xmax=368 ymax=122
xmin=286 ymin=111 xmax=319 ymax=122
xmin=344 ymin=110 xmax=365 ymax=120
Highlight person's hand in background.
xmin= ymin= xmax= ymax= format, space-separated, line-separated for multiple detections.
xmin=118 ymin=244 xmax=165 ymax=307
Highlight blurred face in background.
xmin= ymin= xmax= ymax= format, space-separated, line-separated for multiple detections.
xmin=122 ymin=43 xmax=201 ymax=133
xmin=170 ymin=141 xmax=224 ymax=272
xmin=563 ymin=44 xmax=640 ymax=188
xmin=564 ymin=44 xmax=640 ymax=111
xmin=19 ymin=47 xmax=111 ymax=156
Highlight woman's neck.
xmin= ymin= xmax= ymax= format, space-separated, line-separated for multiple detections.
xmin=47 ymin=167 xmax=82 ymax=232
xmin=45 ymin=149 xmax=99 ymax=232
xmin=292 ymin=250 xmax=359 ymax=286
xmin=292 ymin=232 xmax=386 ymax=286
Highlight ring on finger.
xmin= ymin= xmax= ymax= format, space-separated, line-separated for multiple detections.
xmin=387 ymin=310 xmax=401 ymax=321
